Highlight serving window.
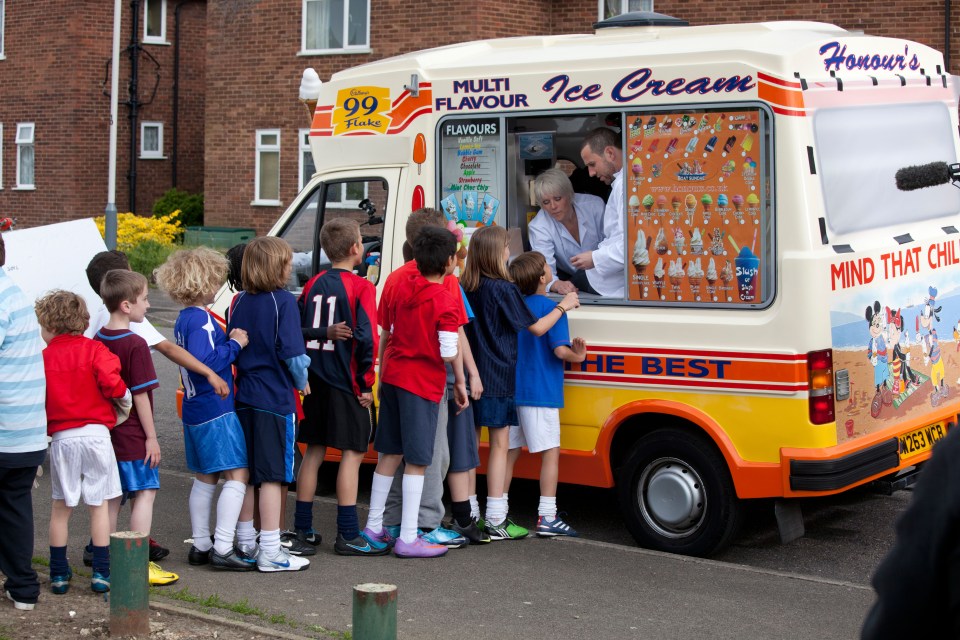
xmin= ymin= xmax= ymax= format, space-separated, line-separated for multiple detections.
xmin=436 ymin=104 xmax=774 ymax=308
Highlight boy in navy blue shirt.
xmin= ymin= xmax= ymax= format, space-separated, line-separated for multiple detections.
xmin=505 ymin=251 xmax=587 ymax=536
xmin=294 ymin=218 xmax=387 ymax=556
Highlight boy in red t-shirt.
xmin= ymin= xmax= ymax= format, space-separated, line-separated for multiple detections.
xmin=94 ymin=270 xmax=177 ymax=586
xmin=36 ymin=290 xmax=130 ymax=595
xmin=362 ymin=226 xmax=463 ymax=558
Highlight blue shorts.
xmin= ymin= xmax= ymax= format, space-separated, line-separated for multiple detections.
xmin=472 ymin=395 xmax=517 ymax=429
xmin=184 ymin=412 xmax=248 ymax=474
xmin=236 ymin=403 xmax=295 ymax=486
xmin=447 ymin=393 xmax=479 ymax=472
xmin=374 ymin=382 xmax=439 ymax=466
xmin=116 ymin=459 xmax=160 ymax=493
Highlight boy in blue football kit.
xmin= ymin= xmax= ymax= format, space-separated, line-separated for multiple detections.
xmin=505 ymin=251 xmax=587 ymax=536
xmin=294 ymin=218 xmax=387 ymax=556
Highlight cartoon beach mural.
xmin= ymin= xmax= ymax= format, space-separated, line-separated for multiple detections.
xmin=831 ymin=262 xmax=960 ymax=444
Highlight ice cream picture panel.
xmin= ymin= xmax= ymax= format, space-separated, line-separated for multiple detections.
xmin=625 ymin=109 xmax=766 ymax=305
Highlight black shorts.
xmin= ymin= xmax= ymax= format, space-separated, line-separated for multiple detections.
xmin=235 ymin=402 xmax=295 ymax=486
xmin=373 ymin=382 xmax=439 ymax=466
xmin=447 ymin=392 xmax=479 ymax=472
xmin=298 ymin=374 xmax=372 ymax=453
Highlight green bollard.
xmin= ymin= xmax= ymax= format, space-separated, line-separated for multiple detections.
xmin=352 ymin=583 xmax=397 ymax=640
xmin=109 ymin=531 xmax=150 ymax=637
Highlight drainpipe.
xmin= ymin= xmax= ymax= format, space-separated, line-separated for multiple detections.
xmin=128 ymin=0 xmax=142 ymax=213
xmin=172 ymin=0 xmax=200 ymax=188
xmin=946 ymin=0 xmax=952 ymax=74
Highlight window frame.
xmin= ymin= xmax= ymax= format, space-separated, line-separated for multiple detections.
xmin=598 ymin=0 xmax=654 ymax=20
xmin=300 ymin=0 xmax=371 ymax=56
xmin=0 ymin=0 xmax=6 ymax=59
xmin=140 ymin=122 xmax=165 ymax=159
xmin=15 ymin=122 xmax=35 ymax=190
xmin=143 ymin=0 xmax=168 ymax=45
xmin=435 ymin=103 xmax=776 ymax=309
xmin=253 ymin=128 xmax=282 ymax=206
xmin=299 ymin=129 xmax=315 ymax=192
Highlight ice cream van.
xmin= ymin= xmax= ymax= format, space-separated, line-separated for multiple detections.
xmin=214 ymin=12 xmax=960 ymax=556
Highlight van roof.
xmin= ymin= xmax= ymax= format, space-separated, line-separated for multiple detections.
xmin=332 ymin=21 xmax=942 ymax=83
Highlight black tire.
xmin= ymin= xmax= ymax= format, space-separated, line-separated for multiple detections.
xmin=617 ymin=428 xmax=742 ymax=557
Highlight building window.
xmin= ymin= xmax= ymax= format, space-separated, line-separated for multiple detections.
xmin=254 ymin=129 xmax=281 ymax=205
xmin=599 ymin=0 xmax=653 ymax=20
xmin=141 ymin=122 xmax=164 ymax=159
xmin=302 ymin=0 xmax=369 ymax=54
xmin=144 ymin=0 xmax=167 ymax=44
xmin=0 ymin=124 xmax=3 ymax=189
xmin=299 ymin=130 xmax=315 ymax=192
xmin=16 ymin=123 xmax=34 ymax=189
xmin=0 ymin=0 xmax=6 ymax=58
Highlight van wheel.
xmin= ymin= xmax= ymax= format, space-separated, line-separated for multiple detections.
xmin=617 ymin=429 xmax=741 ymax=557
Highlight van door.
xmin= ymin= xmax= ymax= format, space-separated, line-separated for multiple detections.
xmin=275 ymin=168 xmax=402 ymax=295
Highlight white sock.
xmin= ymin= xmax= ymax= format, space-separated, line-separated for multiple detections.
xmin=365 ymin=472 xmax=394 ymax=533
xmin=260 ymin=528 xmax=281 ymax=556
xmin=486 ymin=496 xmax=507 ymax=526
xmin=189 ymin=479 xmax=216 ymax=552
xmin=236 ymin=520 xmax=257 ymax=549
xmin=213 ymin=480 xmax=246 ymax=555
xmin=468 ymin=495 xmax=480 ymax=520
xmin=538 ymin=496 xmax=557 ymax=521
xmin=400 ymin=474 xmax=425 ymax=544
xmin=503 ymin=492 xmax=510 ymax=517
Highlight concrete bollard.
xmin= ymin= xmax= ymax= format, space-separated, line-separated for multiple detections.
xmin=109 ymin=531 xmax=150 ymax=637
xmin=352 ymin=583 xmax=397 ymax=640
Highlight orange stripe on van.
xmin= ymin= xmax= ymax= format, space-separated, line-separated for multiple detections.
xmin=310 ymin=106 xmax=334 ymax=137
xmin=758 ymin=79 xmax=806 ymax=114
xmin=387 ymin=85 xmax=433 ymax=134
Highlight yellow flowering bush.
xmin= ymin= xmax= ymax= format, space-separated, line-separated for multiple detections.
xmin=94 ymin=210 xmax=182 ymax=251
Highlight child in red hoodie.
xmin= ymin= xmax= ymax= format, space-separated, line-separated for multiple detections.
xmin=36 ymin=290 xmax=130 ymax=595
xmin=362 ymin=226 xmax=463 ymax=558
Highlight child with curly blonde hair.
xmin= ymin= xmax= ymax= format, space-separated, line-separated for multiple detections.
xmin=155 ymin=248 xmax=252 ymax=570
xmin=36 ymin=290 xmax=130 ymax=594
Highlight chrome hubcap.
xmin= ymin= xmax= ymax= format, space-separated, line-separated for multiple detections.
xmin=638 ymin=456 xmax=706 ymax=539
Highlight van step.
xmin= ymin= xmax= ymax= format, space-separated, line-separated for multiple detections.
xmin=868 ymin=465 xmax=923 ymax=496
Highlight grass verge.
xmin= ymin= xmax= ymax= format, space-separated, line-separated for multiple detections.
xmin=151 ymin=586 xmax=351 ymax=639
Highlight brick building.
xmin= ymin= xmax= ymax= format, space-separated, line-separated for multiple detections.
xmin=1 ymin=0 xmax=957 ymax=232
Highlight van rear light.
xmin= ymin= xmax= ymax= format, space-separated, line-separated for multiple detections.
xmin=808 ymin=349 xmax=835 ymax=425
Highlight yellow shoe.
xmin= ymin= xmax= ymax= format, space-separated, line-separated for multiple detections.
xmin=148 ymin=562 xmax=179 ymax=586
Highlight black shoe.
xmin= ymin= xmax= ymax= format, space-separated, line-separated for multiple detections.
xmin=82 ymin=544 xmax=93 ymax=567
xmin=187 ymin=545 xmax=211 ymax=566
xmin=280 ymin=530 xmax=317 ymax=556
xmin=448 ymin=519 xmax=492 ymax=545
xmin=149 ymin=538 xmax=169 ymax=562
xmin=210 ymin=547 xmax=256 ymax=571
xmin=334 ymin=533 xmax=390 ymax=557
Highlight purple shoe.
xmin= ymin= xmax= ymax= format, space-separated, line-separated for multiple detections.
xmin=362 ymin=526 xmax=396 ymax=548
xmin=394 ymin=536 xmax=448 ymax=559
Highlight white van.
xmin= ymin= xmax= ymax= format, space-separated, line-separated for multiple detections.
xmin=214 ymin=13 xmax=960 ymax=555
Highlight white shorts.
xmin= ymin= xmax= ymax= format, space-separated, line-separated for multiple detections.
xmin=50 ymin=425 xmax=123 ymax=507
xmin=508 ymin=406 xmax=560 ymax=454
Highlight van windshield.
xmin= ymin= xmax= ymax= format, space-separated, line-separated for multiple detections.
xmin=814 ymin=102 xmax=960 ymax=235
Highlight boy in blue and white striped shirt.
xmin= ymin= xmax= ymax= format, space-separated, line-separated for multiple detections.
xmin=0 ymin=232 xmax=47 ymax=611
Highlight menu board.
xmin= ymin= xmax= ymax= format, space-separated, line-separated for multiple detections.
xmin=439 ymin=119 xmax=502 ymax=227
xmin=625 ymin=109 xmax=765 ymax=305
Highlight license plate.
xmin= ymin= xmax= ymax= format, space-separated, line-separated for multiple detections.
xmin=898 ymin=422 xmax=947 ymax=460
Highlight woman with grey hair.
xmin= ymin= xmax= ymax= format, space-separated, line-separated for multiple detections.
xmin=527 ymin=168 xmax=606 ymax=295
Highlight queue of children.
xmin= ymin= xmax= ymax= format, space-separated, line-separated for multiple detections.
xmin=3 ymin=205 xmax=589 ymax=606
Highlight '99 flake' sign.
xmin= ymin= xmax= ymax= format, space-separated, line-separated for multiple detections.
xmin=332 ymin=86 xmax=391 ymax=135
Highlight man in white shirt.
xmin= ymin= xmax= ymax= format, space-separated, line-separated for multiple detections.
xmin=573 ymin=128 xmax=625 ymax=298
